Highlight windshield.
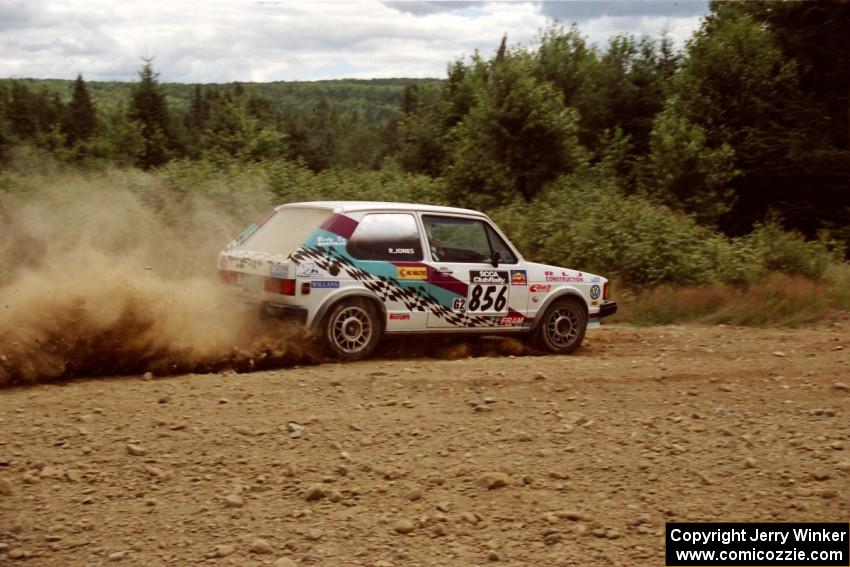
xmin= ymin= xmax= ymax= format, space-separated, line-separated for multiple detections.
xmin=231 ymin=207 xmax=331 ymax=255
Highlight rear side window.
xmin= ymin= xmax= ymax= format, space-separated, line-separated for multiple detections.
xmin=233 ymin=208 xmax=330 ymax=255
xmin=346 ymin=213 xmax=423 ymax=261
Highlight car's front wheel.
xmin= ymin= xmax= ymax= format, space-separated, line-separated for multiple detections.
xmin=534 ymin=297 xmax=587 ymax=354
xmin=321 ymin=298 xmax=382 ymax=361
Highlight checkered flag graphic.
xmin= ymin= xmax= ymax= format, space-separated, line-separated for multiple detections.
xmin=290 ymin=247 xmax=499 ymax=328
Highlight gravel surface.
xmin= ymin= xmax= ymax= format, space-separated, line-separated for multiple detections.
xmin=1 ymin=321 xmax=848 ymax=566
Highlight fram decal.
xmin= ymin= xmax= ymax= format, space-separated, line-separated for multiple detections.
xmin=397 ymin=266 xmax=427 ymax=280
xmin=510 ymin=270 xmax=527 ymax=286
xmin=270 ymin=264 xmax=289 ymax=278
xmin=388 ymin=312 xmax=411 ymax=321
xmin=311 ymin=280 xmax=340 ymax=289
xmin=498 ymin=315 xmax=524 ymax=326
xmin=529 ymin=284 xmax=551 ymax=293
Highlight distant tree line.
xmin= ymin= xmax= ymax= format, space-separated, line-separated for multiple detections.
xmin=0 ymin=1 xmax=847 ymax=248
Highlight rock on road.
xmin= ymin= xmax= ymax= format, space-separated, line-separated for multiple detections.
xmin=1 ymin=321 xmax=848 ymax=566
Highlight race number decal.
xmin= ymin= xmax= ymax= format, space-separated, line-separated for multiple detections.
xmin=468 ymin=270 xmax=509 ymax=313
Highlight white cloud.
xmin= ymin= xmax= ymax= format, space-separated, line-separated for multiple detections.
xmin=0 ymin=0 xmax=707 ymax=82
xmin=580 ymin=14 xmax=704 ymax=49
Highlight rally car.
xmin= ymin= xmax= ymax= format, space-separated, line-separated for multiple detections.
xmin=218 ymin=201 xmax=616 ymax=360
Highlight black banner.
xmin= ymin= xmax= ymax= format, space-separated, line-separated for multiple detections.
xmin=666 ymin=523 xmax=849 ymax=566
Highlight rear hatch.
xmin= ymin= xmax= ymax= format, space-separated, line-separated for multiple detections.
xmin=218 ymin=206 xmax=332 ymax=296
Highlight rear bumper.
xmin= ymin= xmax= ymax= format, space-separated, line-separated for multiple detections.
xmin=598 ymin=300 xmax=618 ymax=318
xmin=262 ymin=302 xmax=309 ymax=324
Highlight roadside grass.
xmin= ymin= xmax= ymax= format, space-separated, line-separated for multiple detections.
xmin=618 ymin=266 xmax=850 ymax=327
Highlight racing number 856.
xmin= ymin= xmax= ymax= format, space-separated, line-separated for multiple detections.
xmin=469 ymin=285 xmax=508 ymax=312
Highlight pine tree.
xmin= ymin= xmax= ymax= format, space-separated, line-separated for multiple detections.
xmin=187 ymin=85 xmax=209 ymax=130
xmin=495 ymin=34 xmax=508 ymax=64
xmin=63 ymin=74 xmax=97 ymax=146
xmin=128 ymin=58 xmax=172 ymax=168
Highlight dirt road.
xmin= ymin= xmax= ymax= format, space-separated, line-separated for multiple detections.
xmin=1 ymin=321 xmax=849 ymax=566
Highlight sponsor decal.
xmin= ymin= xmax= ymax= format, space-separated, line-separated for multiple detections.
xmin=297 ymin=262 xmax=322 ymax=278
xmin=452 ymin=298 xmax=466 ymax=311
xmin=589 ymin=284 xmax=601 ymax=300
xmin=591 ymin=300 xmax=599 ymax=306
xmin=529 ymin=283 xmax=551 ymax=293
xmin=498 ymin=315 xmax=524 ymax=326
xmin=397 ymin=266 xmax=427 ymax=280
xmin=388 ymin=247 xmax=416 ymax=255
xmin=510 ymin=270 xmax=527 ymax=286
xmin=388 ymin=313 xmax=411 ymax=321
xmin=291 ymin=246 xmax=513 ymax=328
xmin=471 ymin=270 xmax=508 ymax=285
xmin=270 ymin=264 xmax=289 ymax=278
xmin=317 ymin=235 xmax=347 ymax=247
xmin=590 ymin=276 xmax=601 ymax=283
xmin=311 ymin=280 xmax=340 ymax=289
xmin=545 ymin=270 xmax=584 ymax=283
xmin=468 ymin=270 xmax=509 ymax=313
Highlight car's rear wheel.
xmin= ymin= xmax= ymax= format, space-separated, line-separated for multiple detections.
xmin=535 ymin=297 xmax=587 ymax=354
xmin=322 ymin=298 xmax=381 ymax=361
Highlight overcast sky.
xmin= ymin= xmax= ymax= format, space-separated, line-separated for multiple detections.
xmin=0 ymin=0 xmax=709 ymax=83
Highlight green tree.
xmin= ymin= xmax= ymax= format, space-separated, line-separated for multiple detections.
xmin=102 ymin=107 xmax=145 ymax=166
xmin=203 ymin=97 xmax=286 ymax=161
xmin=63 ymin=74 xmax=97 ymax=146
xmin=535 ymin=27 xmax=679 ymax=172
xmin=675 ymin=10 xmax=830 ymax=234
xmin=300 ymin=97 xmax=340 ymax=171
xmin=638 ymin=101 xmax=738 ymax=224
xmin=708 ymin=0 xmax=850 ymax=243
xmin=5 ymin=82 xmax=52 ymax=140
xmin=128 ymin=59 xmax=172 ymax=168
xmin=394 ymin=83 xmax=447 ymax=176
xmin=444 ymin=51 xmax=582 ymax=208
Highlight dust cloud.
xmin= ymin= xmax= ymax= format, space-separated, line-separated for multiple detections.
xmin=0 ymin=174 xmax=318 ymax=387
xmin=0 ymin=170 xmax=541 ymax=387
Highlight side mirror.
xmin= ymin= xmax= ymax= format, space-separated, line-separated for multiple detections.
xmin=490 ymin=250 xmax=501 ymax=267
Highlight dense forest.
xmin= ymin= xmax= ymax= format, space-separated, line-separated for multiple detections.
xmin=0 ymin=1 xmax=848 ymax=295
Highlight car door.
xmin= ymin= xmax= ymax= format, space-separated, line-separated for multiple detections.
xmin=343 ymin=211 xmax=430 ymax=330
xmin=422 ymin=214 xmax=529 ymax=329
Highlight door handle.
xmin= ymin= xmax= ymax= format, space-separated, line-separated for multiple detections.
xmin=438 ymin=267 xmax=453 ymax=274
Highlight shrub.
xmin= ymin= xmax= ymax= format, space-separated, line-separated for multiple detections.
xmin=621 ymin=274 xmax=837 ymax=327
xmin=492 ymin=171 xmax=723 ymax=286
xmin=742 ymin=220 xmax=840 ymax=280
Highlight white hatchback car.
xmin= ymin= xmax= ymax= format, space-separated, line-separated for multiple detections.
xmin=218 ymin=201 xmax=617 ymax=360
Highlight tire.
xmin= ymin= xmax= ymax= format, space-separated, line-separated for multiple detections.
xmin=321 ymin=298 xmax=382 ymax=361
xmin=534 ymin=296 xmax=588 ymax=354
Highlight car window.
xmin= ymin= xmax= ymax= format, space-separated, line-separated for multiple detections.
xmin=232 ymin=207 xmax=330 ymax=254
xmin=485 ymin=223 xmax=517 ymax=264
xmin=346 ymin=213 xmax=423 ymax=261
xmin=422 ymin=215 xmax=517 ymax=264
